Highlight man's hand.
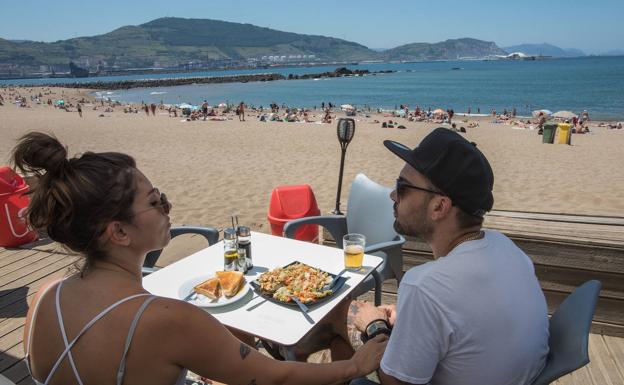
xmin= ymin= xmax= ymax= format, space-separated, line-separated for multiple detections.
xmin=348 ymin=301 xmax=389 ymax=332
xmin=379 ymin=304 xmax=397 ymax=327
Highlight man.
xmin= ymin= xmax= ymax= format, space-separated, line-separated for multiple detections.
xmin=351 ymin=127 xmax=549 ymax=385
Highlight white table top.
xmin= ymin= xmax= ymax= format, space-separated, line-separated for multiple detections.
xmin=143 ymin=231 xmax=382 ymax=346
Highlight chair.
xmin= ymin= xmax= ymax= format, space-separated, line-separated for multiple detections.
xmin=283 ymin=174 xmax=405 ymax=305
xmin=142 ymin=226 xmax=219 ymax=276
xmin=531 ymin=280 xmax=601 ymax=385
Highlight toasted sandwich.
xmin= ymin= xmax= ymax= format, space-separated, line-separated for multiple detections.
xmin=194 ymin=277 xmax=221 ymax=300
xmin=216 ymin=271 xmax=245 ymax=297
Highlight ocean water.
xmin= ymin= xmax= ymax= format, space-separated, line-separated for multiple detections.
xmin=4 ymin=56 xmax=624 ymax=119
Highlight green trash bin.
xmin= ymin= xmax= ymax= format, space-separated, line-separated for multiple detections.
xmin=542 ymin=123 xmax=557 ymax=144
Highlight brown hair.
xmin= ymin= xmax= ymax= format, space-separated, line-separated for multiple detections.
xmin=11 ymin=132 xmax=137 ymax=273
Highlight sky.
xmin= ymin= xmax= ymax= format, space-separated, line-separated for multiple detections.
xmin=1 ymin=0 xmax=622 ymax=54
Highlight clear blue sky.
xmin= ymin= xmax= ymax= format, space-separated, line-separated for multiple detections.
xmin=1 ymin=0 xmax=622 ymax=54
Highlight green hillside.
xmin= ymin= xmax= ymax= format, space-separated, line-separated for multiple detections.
xmin=383 ymin=38 xmax=507 ymax=61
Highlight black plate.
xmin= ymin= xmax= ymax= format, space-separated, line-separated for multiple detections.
xmin=250 ymin=261 xmax=348 ymax=308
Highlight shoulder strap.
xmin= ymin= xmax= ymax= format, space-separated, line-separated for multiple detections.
xmin=116 ymin=296 xmax=158 ymax=385
xmin=43 ymin=292 xmax=151 ymax=385
xmin=55 ymin=280 xmax=84 ymax=385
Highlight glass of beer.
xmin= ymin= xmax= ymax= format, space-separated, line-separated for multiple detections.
xmin=343 ymin=233 xmax=365 ymax=271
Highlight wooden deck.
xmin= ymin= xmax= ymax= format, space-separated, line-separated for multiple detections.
xmin=1 ymin=209 xmax=623 ymax=384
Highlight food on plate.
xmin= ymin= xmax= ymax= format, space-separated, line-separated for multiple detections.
xmin=193 ymin=277 xmax=221 ymax=300
xmin=216 ymin=271 xmax=245 ymax=297
xmin=257 ymin=263 xmax=333 ymax=304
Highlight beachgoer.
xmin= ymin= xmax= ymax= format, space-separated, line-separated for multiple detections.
xmin=238 ymin=102 xmax=245 ymax=121
xmin=15 ymin=132 xmax=387 ymax=385
xmin=202 ymin=100 xmax=209 ymax=121
xmin=150 ymin=103 xmax=157 ymax=116
xmin=77 ymin=103 xmax=82 ymax=118
xmin=349 ymin=128 xmax=549 ymax=385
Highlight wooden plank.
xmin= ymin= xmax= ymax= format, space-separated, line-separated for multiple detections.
xmin=488 ymin=210 xmax=624 ymax=226
xmin=0 ymin=251 xmax=60 ymax=279
xmin=0 ymin=249 xmax=41 ymax=266
xmin=0 ymin=317 xmax=24 ymax=340
xmin=0 ymin=340 xmax=24 ymax=372
xmin=557 ymin=365 xmax=597 ymax=385
xmin=0 ymin=326 xmax=25 ymax=356
xmin=0 ymin=255 xmax=77 ymax=296
xmin=586 ymin=333 xmax=624 ymax=385
xmin=2 ymin=358 xmax=31 ymax=385
xmin=0 ymin=253 xmax=73 ymax=288
xmin=603 ymin=335 xmax=624 ymax=381
xmin=0 ymin=262 xmax=73 ymax=310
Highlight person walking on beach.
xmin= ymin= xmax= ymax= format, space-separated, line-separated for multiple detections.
xmin=14 ymin=132 xmax=387 ymax=385
xmin=238 ymin=102 xmax=245 ymax=121
xmin=77 ymin=103 xmax=82 ymax=118
xmin=202 ymin=100 xmax=209 ymax=121
xmin=150 ymin=103 xmax=157 ymax=116
xmin=350 ymin=128 xmax=549 ymax=385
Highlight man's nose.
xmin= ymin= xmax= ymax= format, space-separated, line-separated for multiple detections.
xmin=390 ymin=189 xmax=398 ymax=202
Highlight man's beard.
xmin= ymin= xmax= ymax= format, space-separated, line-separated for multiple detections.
xmin=393 ymin=198 xmax=434 ymax=240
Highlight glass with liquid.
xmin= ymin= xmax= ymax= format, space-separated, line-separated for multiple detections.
xmin=223 ymin=227 xmax=239 ymax=271
xmin=343 ymin=233 xmax=365 ymax=271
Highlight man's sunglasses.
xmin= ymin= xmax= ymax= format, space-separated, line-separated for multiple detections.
xmin=395 ymin=178 xmax=445 ymax=197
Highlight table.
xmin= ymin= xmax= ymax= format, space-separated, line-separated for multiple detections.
xmin=143 ymin=231 xmax=383 ymax=347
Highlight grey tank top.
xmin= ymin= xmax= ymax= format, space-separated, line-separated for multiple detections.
xmin=25 ymin=280 xmax=187 ymax=385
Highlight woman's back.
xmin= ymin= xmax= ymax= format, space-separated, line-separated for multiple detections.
xmin=26 ymin=275 xmax=185 ymax=385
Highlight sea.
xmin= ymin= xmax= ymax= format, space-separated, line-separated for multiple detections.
xmin=3 ymin=56 xmax=624 ymax=120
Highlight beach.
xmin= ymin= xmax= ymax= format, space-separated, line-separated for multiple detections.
xmin=2 ymin=86 xmax=624 ymax=235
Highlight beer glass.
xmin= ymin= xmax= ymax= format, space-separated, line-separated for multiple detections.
xmin=343 ymin=233 xmax=365 ymax=271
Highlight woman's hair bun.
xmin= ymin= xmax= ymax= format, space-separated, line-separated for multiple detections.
xmin=12 ymin=132 xmax=68 ymax=175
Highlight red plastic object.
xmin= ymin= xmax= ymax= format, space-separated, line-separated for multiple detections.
xmin=268 ymin=185 xmax=321 ymax=242
xmin=0 ymin=167 xmax=38 ymax=247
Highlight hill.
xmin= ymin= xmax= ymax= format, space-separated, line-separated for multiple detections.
xmin=382 ymin=38 xmax=507 ymax=61
xmin=504 ymin=43 xmax=585 ymax=57
xmin=0 ymin=17 xmax=378 ymax=73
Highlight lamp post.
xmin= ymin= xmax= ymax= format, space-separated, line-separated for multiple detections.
xmin=333 ymin=118 xmax=355 ymax=215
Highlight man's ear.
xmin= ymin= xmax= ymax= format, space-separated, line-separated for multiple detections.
xmin=104 ymin=221 xmax=131 ymax=247
xmin=430 ymin=196 xmax=453 ymax=221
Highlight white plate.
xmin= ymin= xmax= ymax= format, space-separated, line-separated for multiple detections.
xmin=178 ymin=274 xmax=251 ymax=308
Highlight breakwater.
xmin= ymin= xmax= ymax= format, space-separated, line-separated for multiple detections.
xmin=13 ymin=67 xmax=395 ymax=90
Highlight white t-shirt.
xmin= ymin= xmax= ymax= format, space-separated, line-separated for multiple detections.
xmin=380 ymin=230 xmax=549 ymax=385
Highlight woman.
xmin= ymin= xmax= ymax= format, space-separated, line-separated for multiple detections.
xmin=15 ymin=132 xmax=386 ymax=385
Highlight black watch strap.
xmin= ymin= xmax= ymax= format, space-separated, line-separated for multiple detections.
xmin=361 ymin=319 xmax=391 ymax=343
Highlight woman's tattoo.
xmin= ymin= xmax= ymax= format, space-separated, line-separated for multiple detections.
xmin=240 ymin=343 xmax=251 ymax=360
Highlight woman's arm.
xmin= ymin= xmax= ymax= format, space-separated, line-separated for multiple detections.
xmin=152 ymin=298 xmax=387 ymax=385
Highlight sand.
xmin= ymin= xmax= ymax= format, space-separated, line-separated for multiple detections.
xmin=2 ymin=86 xmax=623 ymax=237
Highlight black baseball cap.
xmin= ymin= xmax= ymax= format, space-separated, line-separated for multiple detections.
xmin=384 ymin=127 xmax=494 ymax=218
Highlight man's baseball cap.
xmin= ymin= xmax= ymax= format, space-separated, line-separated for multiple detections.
xmin=384 ymin=127 xmax=494 ymax=218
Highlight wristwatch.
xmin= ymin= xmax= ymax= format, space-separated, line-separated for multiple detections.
xmin=361 ymin=319 xmax=391 ymax=343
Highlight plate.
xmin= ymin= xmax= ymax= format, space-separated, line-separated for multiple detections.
xmin=178 ymin=274 xmax=251 ymax=308
xmin=249 ymin=261 xmax=347 ymax=309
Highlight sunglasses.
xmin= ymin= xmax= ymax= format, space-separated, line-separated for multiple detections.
xmin=395 ymin=178 xmax=445 ymax=198
xmin=132 ymin=189 xmax=171 ymax=217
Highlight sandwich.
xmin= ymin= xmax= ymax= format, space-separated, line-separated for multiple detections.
xmin=193 ymin=277 xmax=221 ymax=300
xmin=216 ymin=271 xmax=245 ymax=297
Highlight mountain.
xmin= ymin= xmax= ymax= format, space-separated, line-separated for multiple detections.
xmin=602 ymin=49 xmax=624 ymax=56
xmin=0 ymin=17 xmax=378 ymax=72
xmin=382 ymin=38 xmax=507 ymax=61
xmin=504 ymin=43 xmax=585 ymax=57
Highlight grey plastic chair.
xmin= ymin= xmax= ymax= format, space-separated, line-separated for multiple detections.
xmin=531 ymin=280 xmax=601 ymax=385
xmin=142 ymin=226 xmax=219 ymax=276
xmin=284 ymin=174 xmax=405 ymax=305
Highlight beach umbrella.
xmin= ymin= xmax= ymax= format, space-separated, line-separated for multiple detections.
xmin=218 ymin=102 xmax=227 ymax=108
xmin=532 ymin=109 xmax=552 ymax=117
xmin=55 ymin=100 xmax=65 ymax=105
xmin=553 ymin=110 xmax=577 ymax=119
xmin=178 ymin=103 xmax=194 ymax=109
xmin=340 ymin=104 xmax=354 ymax=110
xmin=433 ymin=108 xmax=446 ymax=115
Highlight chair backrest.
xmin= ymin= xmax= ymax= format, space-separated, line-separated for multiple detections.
xmin=346 ymin=174 xmax=398 ymax=245
xmin=531 ymin=280 xmax=601 ymax=385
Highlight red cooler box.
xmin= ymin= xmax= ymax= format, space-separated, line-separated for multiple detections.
xmin=268 ymin=185 xmax=320 ymax=242
xmin=0 ymin=167 xmax=38 ymax=247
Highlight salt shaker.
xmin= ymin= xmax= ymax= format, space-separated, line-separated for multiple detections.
xmin=223 ymin=227 xmax=239 ymax=271
xmin=237 ymin=226 xmax=253 ymax=273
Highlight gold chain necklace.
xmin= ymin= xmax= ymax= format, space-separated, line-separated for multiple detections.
xmin=448 ymin=230 xmax=484 ymax=252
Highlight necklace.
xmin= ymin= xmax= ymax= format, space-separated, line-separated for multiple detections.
xmin=448 ymin=230 xmax=484 ymax=252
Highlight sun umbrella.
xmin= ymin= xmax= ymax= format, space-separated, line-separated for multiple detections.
xmin=340 ymin=104 xmax=354 ymax=110
xmin=553 ymin=111 xmax=577 ymax=119
xmin=218 ymin=102 xmax=228 ymax=108
xmin=433 ymin=109 xmax=446 ymax=115
xmin=532 ymin=109 xmax=552 ymax=117
xmin=178 ymin=103 xmax=195 ymax=109
xmin=55 ymin=100 xmax=65 ymax=105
